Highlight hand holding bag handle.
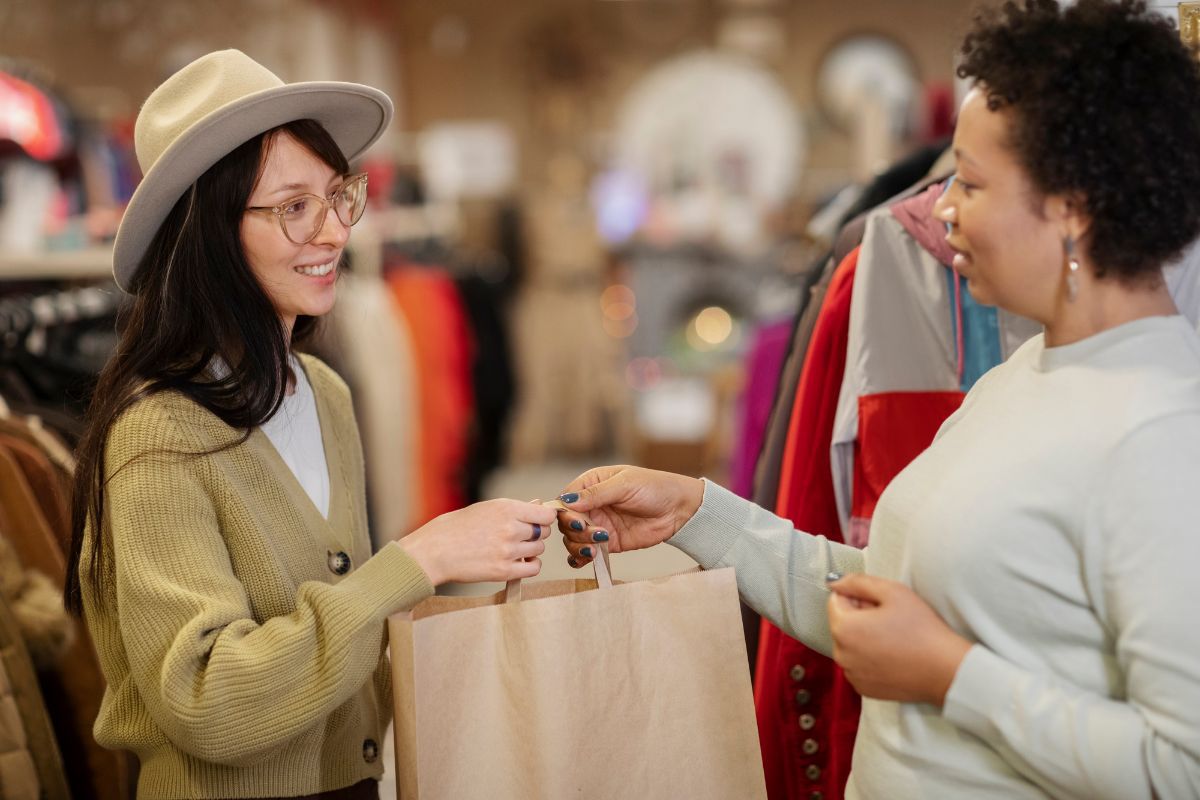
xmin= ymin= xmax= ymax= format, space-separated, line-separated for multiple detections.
xmin=505 ymin=500 xmax=612 ymax=602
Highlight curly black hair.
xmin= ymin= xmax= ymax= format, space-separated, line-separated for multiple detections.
xmin=958 ymin=0 xmax=1200 ymax=282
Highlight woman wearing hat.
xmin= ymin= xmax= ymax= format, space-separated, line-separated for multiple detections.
xmin=62 ymin=51 xmax=558 ymax=799
xmin=557 ymin=1 xmax=1200 ymax=798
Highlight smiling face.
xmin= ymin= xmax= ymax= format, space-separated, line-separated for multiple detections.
xmin=241 ymin=131 xmax=349 ymax=335
xmin=933 ymin=87 xmax=1069 ymax=323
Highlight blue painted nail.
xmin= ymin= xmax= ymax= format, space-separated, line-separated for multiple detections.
xmin=580 ymin=546 xmax=593 ymax=558
xmin=559 ymin=492 xmax=579 ymax=504
xmin=567 ymin=555 xmax=578 ymax=568
xmin=592 ymin=530 xmax=609 ymax=542
xmin=570 ymin=520 xmax=584 ymax=532
xmin=825 ymin=571 xmax=843 ymax=583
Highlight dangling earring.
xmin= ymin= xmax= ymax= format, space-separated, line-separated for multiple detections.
xmin=1064 ymin=236 xmax=1080 ymax=302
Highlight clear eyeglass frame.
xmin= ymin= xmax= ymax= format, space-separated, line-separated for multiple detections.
xmin=245 ymin=172 xmax=369 ymax=245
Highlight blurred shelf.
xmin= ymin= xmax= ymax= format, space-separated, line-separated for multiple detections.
xmin=0 ymin=246 xmax=114 ymax=281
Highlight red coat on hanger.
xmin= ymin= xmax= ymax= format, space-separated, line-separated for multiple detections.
xmin=755 ymin=247 xmax=859 ymax=800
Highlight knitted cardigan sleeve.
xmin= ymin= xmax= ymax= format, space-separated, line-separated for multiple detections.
xmin=99 ymin=392 xmax=432 ymax=766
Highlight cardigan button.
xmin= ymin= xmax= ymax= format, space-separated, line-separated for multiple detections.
xmin=363 ymin=738 xmax=379 ymax=763
xmin=795 ymin=689 xmax=811 ymax=706
xmin=328 ymin=551 xmax=352 ymax=576
xmin=805 ymin=764 xmax=822 ymax=781
xmin=802 ymin=737 xmax=819 ymax=755
xmin=809 ymin=792 xmax=824 ymax=800
xmin=799 ymin=713 xmax=816 ymax=730
xmin=789 ymin=664 xmax=806 ymax=681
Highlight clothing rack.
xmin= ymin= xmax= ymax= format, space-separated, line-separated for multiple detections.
xmin=347 ymin=203 xmax=459 ymax=277
xmin=0 ymin=246 xmax=115 ymax=281
xmin=0 ymin=284 xmax=121 ymax=353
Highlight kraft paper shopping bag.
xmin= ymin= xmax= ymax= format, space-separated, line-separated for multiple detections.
xmin=388 ymin=549 xmax=767 ymax=799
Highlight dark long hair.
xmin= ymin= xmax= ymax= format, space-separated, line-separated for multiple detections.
xmin=64 ymin=119 xmax=350 ymax=615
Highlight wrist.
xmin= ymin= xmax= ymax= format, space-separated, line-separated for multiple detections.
xmin=931 ymin=636 xmax=973 ymax=706
xmin=672 ymin=476 xmax=705 ymax=535
xmin=399 ymin=529 xmax=444 ymax=586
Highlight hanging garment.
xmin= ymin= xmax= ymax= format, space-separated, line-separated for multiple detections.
xmin=755 ymin=248 xmax=859 ymax=800
xmin=453 ymin=274 xmax=516 ymax=504
xmin=0 ymin=433 xmax=69 ymax=553
xmin=752 ymin=255 xmax=838 ymax=516
xmin=729 ymin=318 xmax=794 ymax=499
xmin=0 ymin=535 xmax=70 ymax=798
xmin=830 ymin=186 xmax=1040 ymax=543
xmin=314 ymin=273 xmax=419 ymax=545
xmin=387 ymin=266 xmax=474 ymax=528
xmin=0 ymin=446 xmax=63 ymax=583
xmin=0 ymin=529 xmax=72 ymax=671
xmin=507 ymin=280 xmax=631 ymax=464
xmin=0 ymin=620 xmax=41 ymax=800
xmin=0 ymin=444 xmax=133 ymax=799
xmin=731 ymin=317 xmax=798 ymax=670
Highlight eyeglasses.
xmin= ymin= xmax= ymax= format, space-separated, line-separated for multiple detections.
xmin=245 ymin=172 xmax=369 ymax=245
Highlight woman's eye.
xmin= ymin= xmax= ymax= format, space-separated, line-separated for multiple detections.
xmin=282 ymin=199 xmax=308 ymax=217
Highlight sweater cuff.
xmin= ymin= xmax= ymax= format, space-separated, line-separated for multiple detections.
xmin=668 ymin=479 xmax=750 ymax=569
xmin=942 ymin=643 xmax=1012 ymax=741
xmin=337 ymin=541 xmax=434 ymax=622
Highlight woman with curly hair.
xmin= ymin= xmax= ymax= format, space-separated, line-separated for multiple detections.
xmin=554 ymin=1 xmax=1200 ymax=797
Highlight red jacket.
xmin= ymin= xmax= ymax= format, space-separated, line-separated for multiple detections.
xmin=755 ymin=248 xmax=858 ymax=800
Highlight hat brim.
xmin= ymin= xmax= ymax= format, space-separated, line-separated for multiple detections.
xmin=112 ymin=81 xmax=392 ymax=292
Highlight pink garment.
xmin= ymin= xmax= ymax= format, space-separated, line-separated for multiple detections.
xmin=889 ymin=180 xmax=955 ymax=267
xmin=729 ymin=318 xmax=794 ymax=499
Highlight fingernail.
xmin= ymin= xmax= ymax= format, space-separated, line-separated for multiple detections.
xmin=825 ymin=571 xmax=842 ymax=583
xmin=559 ymin=492 xmax=579 ymax=504
xmin=592 ymin=530 xmax=609 ymax=542
xmin=567 ymin=556 xmax=578 ymax=568
xmin=580 ymin=546 xmax=593 ymax=558
xmin=570 ymin=520 xmax=584 ymax=532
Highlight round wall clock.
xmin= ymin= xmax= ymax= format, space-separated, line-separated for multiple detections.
xmin=815 ymin=33 xmax=919 ymax=136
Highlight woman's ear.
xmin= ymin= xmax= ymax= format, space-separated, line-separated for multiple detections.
xmin=1044 ymin=192 xmax=1091 ymax=242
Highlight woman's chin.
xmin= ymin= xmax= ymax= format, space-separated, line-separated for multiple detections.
xmin=962 ymin=277 xmax=995 ymax=307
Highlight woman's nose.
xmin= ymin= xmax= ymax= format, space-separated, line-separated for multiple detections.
xmin=312 ymin=204 xmax=350 ymax=247
xmin=933 ymin=194 xmax=957 ymax=225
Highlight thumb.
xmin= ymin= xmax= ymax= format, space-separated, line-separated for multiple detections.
xmin=828 ymin=572 xmax=890 ymax=606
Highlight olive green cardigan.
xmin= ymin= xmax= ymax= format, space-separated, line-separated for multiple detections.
xmin=81 ymin=354 xmax=433 ymax=798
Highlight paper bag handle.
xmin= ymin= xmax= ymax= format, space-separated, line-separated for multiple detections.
xmin=505 ymin=541 xmax=613 ymax=603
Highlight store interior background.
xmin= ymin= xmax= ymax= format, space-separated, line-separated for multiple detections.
xmin=5 ymin=3 xmax=1198 ymax=797
xmin=0 ymin=0 xmax=977 ymax=587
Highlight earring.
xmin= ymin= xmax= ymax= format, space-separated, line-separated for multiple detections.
xmin=1064 ymin=236 xmax=1080 ymax=302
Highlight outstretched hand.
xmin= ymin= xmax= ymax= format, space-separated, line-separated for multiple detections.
xmin=553 ymin=465 xmax=703 ymax=569
xmin=399 ymin=499 xmax=559 ymax=585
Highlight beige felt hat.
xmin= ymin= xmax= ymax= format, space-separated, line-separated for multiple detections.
xmin=112 ymin=49 xmax=393 ymax=293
